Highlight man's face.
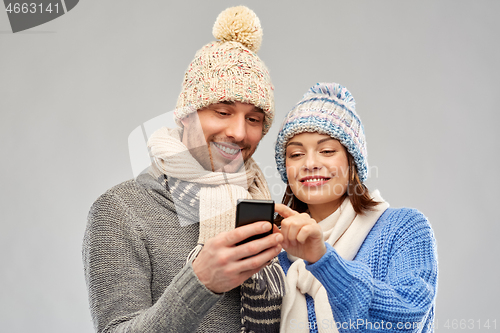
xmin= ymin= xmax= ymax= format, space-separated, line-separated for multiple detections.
xmin=181 ymin=101 xmax=265 ymax=173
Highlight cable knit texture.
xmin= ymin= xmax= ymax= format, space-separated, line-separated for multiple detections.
xmin=83 ymin=173 xmax=241 ymax=332
xmin=278 ymin=208 xmax=438 ymax=333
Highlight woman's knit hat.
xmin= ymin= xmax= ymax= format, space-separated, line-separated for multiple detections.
xmin=174 ymin=6 xmax=274 ymax=134
xmin=275 ymin=82 xmax=368 ymax=183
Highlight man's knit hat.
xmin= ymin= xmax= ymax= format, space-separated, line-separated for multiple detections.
xmin=275 ymin=82 xmax=368 ymax=183
xmin=174 ymin=6 xmax=274 ymax=134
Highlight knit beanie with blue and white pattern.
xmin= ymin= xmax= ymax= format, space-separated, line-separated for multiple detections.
xmin=275 ymin=82 xmax=368 ymax=183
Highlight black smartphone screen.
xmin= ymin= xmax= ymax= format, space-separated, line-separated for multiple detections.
xmin=235 ymin=199 xmax=274 ymax=245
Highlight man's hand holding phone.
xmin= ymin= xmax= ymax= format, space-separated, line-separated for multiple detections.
xmin=192 ymin=200 xmax=282 ymax=294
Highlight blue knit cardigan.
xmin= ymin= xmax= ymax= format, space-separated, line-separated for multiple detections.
xmin=278 ymin=207 xmax=438 ymax=333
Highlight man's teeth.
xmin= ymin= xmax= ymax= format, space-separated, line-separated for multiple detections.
xmin=214 ymin=142 xmax=240 ymax=155
xmin=303 ymin=178 xmax=328 ymax=182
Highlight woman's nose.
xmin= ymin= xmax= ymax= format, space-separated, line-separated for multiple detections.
xmin=303 ymin=154 xmax=321 ymax=171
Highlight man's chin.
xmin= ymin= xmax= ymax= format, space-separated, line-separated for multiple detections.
xmin=213 ymin=161 xmax=245 ymax=173
xmin=212 ymin=153 xmax=248 ymax=173
xmin=210 ymin=148 xmax=248 ymax=173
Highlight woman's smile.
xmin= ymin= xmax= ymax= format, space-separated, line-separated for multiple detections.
xmin=299 ymin=175 xmax=332 ymax=187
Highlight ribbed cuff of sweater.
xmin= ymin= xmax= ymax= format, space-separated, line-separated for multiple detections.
xmin=170 ymin=262 xmax=223 ymax=317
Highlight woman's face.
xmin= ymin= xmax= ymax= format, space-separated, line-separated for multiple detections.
xmin=285 ymin=132 xmax=349 ymax=211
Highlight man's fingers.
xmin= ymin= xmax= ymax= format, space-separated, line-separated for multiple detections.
xmin=236 ymin=242 xmax=282 ymax=274
xmin=275 ymin=203 xmax=299 ymax=219
xmin=234 ymin=232 xmax=282 ymax=260
xmin=225 ymin=221 xmax=273 ymax=246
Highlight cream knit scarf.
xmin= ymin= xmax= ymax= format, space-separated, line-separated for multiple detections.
xmin=148 ymin=127 xmax=285 ymax=333
xmin=280 ymin=191 xmax=389 ymax=333
xmin=148 ymin=127 xmax=270 ymax=240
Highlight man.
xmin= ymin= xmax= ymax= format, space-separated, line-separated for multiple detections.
xmin=82 ymin=6 xmax=284 ymax=333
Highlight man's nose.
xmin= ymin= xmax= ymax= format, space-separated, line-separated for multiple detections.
xmin=224 ymin=115 xmax=246 ymax=142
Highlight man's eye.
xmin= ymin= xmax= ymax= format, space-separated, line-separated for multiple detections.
xmin=247 ymin=117 xmax=262 ymax=123
xmin=216 ymin=111 xmax=230 ymax=116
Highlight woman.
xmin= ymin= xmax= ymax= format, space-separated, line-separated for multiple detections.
xmin=274 ymin=83 xmax=438 ymax=332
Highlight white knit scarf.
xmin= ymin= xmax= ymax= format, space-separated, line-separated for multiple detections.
xmin=280 ymin=191 xmax=389 ymax=333
xmin=148 ymin=127 xmax=285 ymax=333
xmin=148 ymin=127 xmax=270 ymax=241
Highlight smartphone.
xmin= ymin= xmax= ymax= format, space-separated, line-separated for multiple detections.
xmin=235 ymin=199 xmax=275 ymax=246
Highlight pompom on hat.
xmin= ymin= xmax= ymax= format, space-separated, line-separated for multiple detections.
xmin=275 ymin=82 xmax=369 ymax=183
xmin=175 ymin=6 xmax=274 ymax=134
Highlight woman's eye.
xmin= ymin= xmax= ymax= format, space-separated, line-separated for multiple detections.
xmin=288 ymin=153 xmax=302 ymax=158
xmin=322 ymin=150 xmax=336 ymax=154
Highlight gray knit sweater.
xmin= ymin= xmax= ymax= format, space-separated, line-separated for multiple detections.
xmin=82 ymin=173 xmax=241 ymax=332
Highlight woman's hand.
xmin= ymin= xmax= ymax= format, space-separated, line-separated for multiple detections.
xmin=275 ymin=204 xmax=326 ymax=263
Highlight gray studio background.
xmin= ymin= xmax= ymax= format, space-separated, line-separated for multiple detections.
xmin=1 ymin=1 xmax=499 ymax=332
